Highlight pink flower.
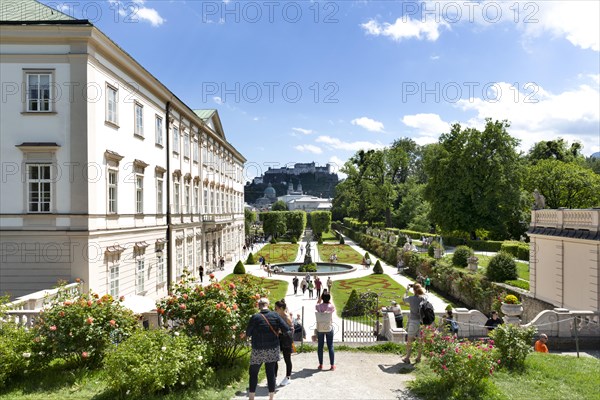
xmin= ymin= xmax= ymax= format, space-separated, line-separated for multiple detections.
xmin=209 ymin=273 xmax=215 ymax=279
xmin=87 ymin=300 xmax=93 ymax=307
xmin=497 ymin=359 xmax=501 ymax=364
xmin=199 ymin=291 xmax=205 ymax=297
xmin=179 ymin=303 xmax=187 ymax=310
xmin=442 ymin=365 xmax=448 ymax=370
xmin=109 ymin=319 xmax=116 ymax=327
xmin=82 ymin=351 xmax=89 ymax=359
xmin=229 ymin=283 xmax=236 ymax=290
xmin=182 ymin=294 xmax=189 ymax=300
xmin=204 ymin=325 xmax=210 ymax=332
xmin=468 ymin=354 xmax=472 ymax=359
xmin=86 ymin=317 xmax=94 ymax=325
xmin=188 ymin=318 xmax=195 ymax=325
xmin=49 ymin=325 xmax=57 ymax=331
xmin=232 ymin=304 xmax=238 ymax=311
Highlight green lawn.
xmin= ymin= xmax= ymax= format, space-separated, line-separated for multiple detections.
xmin=222 ymin=274 xmax=288 ymax=303
xmin=321 ymin=229 xmax=338 ymax=242
xmin=442 ymin=254 xmax=530 ymax=281
xmin=317 ymin=244 xmax=364 ymax=264
xmin=410 ymin=352 xmax=600 ymax=400
xmin=255 ymin=243 xmax=298 ymax=263
xmin=330 ymin=274 xmax=408 ymax=317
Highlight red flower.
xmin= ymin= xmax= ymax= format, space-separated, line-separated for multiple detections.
xmin=109 ymin=319 xmax=116 ymax=327
xmin=182 ymin=293 xmax=189 ymax=300
xmin=58 ymin=311 xmax=65 ymax=317
xmin=119 ymin=296 xmax=125 ymax=302
xmin=157 ymin=308 xmax=165 ymax=315
xmin=49 ymin=325 xmax=57 ymax=331
xmin=232 ymin=304 xmax=238 ymax=311
xmin=216 ymin=303 xmax=222 ymax=310
xmin=188 ymin=318 xmax=195 ymax=325
xmin=199 ymin=291 xmax=205 ymax=297
xmin=179 ymin=303 xmax=187 ymax=310
xmin=81 ymin=351 xmax=89 ymax=359
xmin=229 ymin=283 xmax=236 ymax=290
xmin=64 ymin=300 xmax=72 ymax=306
xmin=209 ymin=273 xmax=215 ymax=279
xmin=87 ymin=300 xmax=93 ymax=307
xmin=75 ymin=278 xmax=81 ymax=283
xmin=86 ymin=317 xmax=94 ymax=325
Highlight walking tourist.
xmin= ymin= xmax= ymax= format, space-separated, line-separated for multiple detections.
xmin=402 ymin=283 xmax=426 ymax=364
xmin=535 ymin=333 xmax=549 ymax=353
xmin=274 ymin=299 xmax=294 ymax=387
xmin=292 ymin=276 xmax=299 ymax=295
xmin=315 ymin=277 xmax=322 ymax=298
xmin=245 ymin=298 xmax=291 ymax=400
xmin=327 ymin=277 xmax=333 ymax=292
xmin=308 ymin=279 xmax=315 ymax=299
xmin=301 ymin=278 xmax=308 ymax=295
xmin=315 ymin=293 xmax=335 ymax=370
xmin=199 ymin=265 xmax=204 ymax=283
xmin=424 ymin=276 xmax=431 ymax=293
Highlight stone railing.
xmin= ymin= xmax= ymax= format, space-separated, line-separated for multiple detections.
xmin=5 ymin=282 xmax=82 ymax=311
xmin=531 ymin=209 xmax=600 ymax=232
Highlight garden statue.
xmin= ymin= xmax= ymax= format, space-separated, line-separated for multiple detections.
xmin=533 ymin=189 xmax=546 ymax=210
xmin=303 ymin=242 xmax=312 ymax=265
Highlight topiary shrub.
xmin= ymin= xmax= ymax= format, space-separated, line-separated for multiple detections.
xmin=342 ymin=289 xmax=361 ymax=317
xmin=233 ymin=261 xmax=246 ymax=275
xmin=428 ymin=241 xmax=442 ymax=257
xmin=364 ymin=252 xmax=370 ymax=260
xmin=104 ymin=329 xmax=212 ymax=397
xmin=373 ymin=260 xmax=383 ymax=274
xmin=486 ymin=252 xmax=518 ymax=282
xmin=452 ymin=245 xmax=474 ymax=268
xmin=291 ymin=237 xmax=297 ymax=244
xmin=245 ymin=252 xmax=255 ymax=265
xmin=339 ymin=236 xmax=345 ymax=244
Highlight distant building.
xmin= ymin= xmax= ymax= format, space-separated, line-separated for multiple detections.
xmin=254 ymin=183 xmax=277 ymax=208
xmin=264 ymin=162 xmax=332 ymax=176
xmin=287 ymin=196 xmax=332 ymax=212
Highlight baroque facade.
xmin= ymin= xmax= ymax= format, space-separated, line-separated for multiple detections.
xmin=0 ymin=1 xmax=246 ymax=300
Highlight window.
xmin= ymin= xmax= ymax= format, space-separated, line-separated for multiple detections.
xmin=136 ymin=258 xmax=145 ymax=293
xmin=173 ymin=180 xmax=180 ymax=214
xmin=172 ymin=126 xmax=179 ymax=154
xmin=202 ymin=146 xmax=207 ymax=164
xmin=155 ymin=115 xmax=163 ymax=145
xmin=26 ymin=72 xmax=51 ymax=112
xmin=156 ymin=177 xmax=163 ymax=214
xmin=109 ymin=264 xmax=119 ymax=297
xmin=210 ymin=192 xmax=215 ymax=214
xmin=184 ymin=132 xmax=190 ymax=158
xmin=187 ymin=238 xmax=193 ymax=272
xmin=134 ymin=102 xmax=144 ymax=136
xmin=106 ymin=84 xmax=118 ymax=124
xmin=203 ymin=188 xmax=208 ymax=214
xmin=196 ymin=239 xmax=202 ymax=272
xmin=156 ymin=255 xmax=165 ymax=284
xmin=184 ymin=182 xmax=190 ymax=214
xmin=176 ymin=241 xmax=183 ymax=278
xmin=27 ymin=164 xmax=51 ymax=213
xmin=135 ymin=174 xmax=144 ymax=214
xmin=108 ymin=169 xmax=118 ymax=213
xmin=194 ymin=183 xmax=199 ymax=214
xmin=193 ymin=140 xmax=199 ymax=162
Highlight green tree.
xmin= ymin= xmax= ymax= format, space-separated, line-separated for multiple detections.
xmin=271 ymin=200 xmax=288 ymax=211
xmin=310 ymin=211 xmax=332 ymax=240
xmin=260 ymin=212 xmax=287 ymax=239
xmin=286 ymin=211 xmax=307 ymax=240
xmin=244 ymin=208 xmax=256 ymax=236
xmin=423 ymin=119 xmax=524 ymax=239
xmin=526 ymin=138 xmax=584 ymax=164
xmin=525 ymin=159 xmax=600 ymax=209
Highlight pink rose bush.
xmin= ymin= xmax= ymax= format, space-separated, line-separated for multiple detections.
xmin=156 ymin=273 xmax=268 ymax=367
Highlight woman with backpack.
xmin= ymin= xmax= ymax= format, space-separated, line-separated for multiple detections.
xmin=401 ymin=283 xmax=427 ymax=364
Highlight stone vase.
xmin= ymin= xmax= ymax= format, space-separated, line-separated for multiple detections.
xmin=501 ymin=303 xmax=523 ymax=325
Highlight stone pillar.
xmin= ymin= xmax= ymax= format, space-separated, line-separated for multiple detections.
xmin=554 ymin=308 xmax=572 ymax=338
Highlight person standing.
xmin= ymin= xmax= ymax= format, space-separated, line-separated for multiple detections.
xmin=301 ymin=277 xmax=308 ymax=296
xmin=308 ymin=279 xmax=315 ymax=299
xmin=484 ymin=311 xmax=504 ymax=331
xmin=424 ymin=276 xmax=431 ymax=293
xmin=246 ymin=298 xmax=290 ymax=400
xmin=292 ymin=276 xmax=299 ymax=295
xmin=534 ymin=333 xmax=549 ymax=353
xmin=274 ymin=299 xmax=294 ymax=387
xmin=199 ymin=265 xmax=204 ymax=283
xmin=401 ymin=283 xmax=426 ymax=364
xmin=315 ymin=293 xmax=335 ymax=370
xmin=315 ymin=277 xmax=322 ymax=298
xmin=327 ymin=277 xmax=333 ymax=292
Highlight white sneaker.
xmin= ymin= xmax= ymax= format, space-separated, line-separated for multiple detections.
xmin=279 ymin=377 xmax=290 ymax=386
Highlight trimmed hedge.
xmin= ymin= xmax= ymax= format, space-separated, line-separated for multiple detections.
xmin=233 ymin=261 xmax=246 ymax=274
xmin=500 ymin=241 xmax=530 ymax=261
xmin=245 ymin=253 xmax=255 ymax=265
xmin=373 ymin=260 xmax=383 ymax=274
xmin=486 ymin=252 xmax=518 ymax=282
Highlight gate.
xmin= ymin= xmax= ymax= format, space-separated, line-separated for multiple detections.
xmin=341 ymin=292 xmax=381 ymax=342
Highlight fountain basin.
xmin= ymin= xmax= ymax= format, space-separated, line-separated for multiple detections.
xmin=274 ymin=262 xmax=356 ymax=276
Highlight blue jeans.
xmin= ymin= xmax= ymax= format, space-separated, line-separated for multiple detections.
xmin=317 ymin=329 xmax=334 ymax=366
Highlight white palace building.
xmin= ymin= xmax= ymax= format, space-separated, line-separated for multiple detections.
xmin=0 ymin=0 xmax=246 ymax=300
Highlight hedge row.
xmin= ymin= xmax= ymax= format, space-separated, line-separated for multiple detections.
xmin=500 ymin=241 xmax=530 ymax=261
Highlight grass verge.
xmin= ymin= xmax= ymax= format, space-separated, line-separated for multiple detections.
xmin=256 ymin=244 xmax=298 ymax=263
xmin=222 ymin=274 xmax=288 ymax=303
xmin=317 ymin=244 xmax=364 ymax=264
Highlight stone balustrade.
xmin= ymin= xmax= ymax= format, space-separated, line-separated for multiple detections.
xmin=4 ymin=282 xmax=81 ymax=311
xmin=531 ymin=209 xmax=600 ymax=232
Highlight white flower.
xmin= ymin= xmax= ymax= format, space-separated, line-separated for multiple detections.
xmin=161 ymin=346 xmax=167 ymax=351
xmin=22 ymin=352 xmax=31 ymax=358
xmin=126 ymin=390 xmax=130 ymax=395
xmin=197 ymin=355 xmax=203 ymax=361
xmin=174 ymin=331 xmax=180 ymax=336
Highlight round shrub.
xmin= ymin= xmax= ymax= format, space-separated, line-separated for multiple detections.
xmin=452 ymin=245 xmax=474 ymax=268
xmin=372 ymin=260 xmax=383 ymax=274
xmin=104 ymin=329 xmax=212 ymax=396
xmin=489 ymin=324 xmax=536 ymax=371
xmin=233 ymin=261 xmax=246 ymax=275
xmin=32 ymin=289 xmax=138 ymax=365
xmin=245 ymin=252 xmax=255 ymax=264
xmin=291 ymin=237 xmax=298 ymax=244
xmin=298 ymin=263 xmax=317 ymax=273
xmin=486 ymin=252 xmax=518 ymax=282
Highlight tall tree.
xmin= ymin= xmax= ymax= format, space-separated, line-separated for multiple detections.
xmin=424 ymin=119 xmax=524 ymax=239
xmin=310 ymin=211 xmax=332 ymax=240
xmin=271 ymin=200 xmax=288 ymax=211
xmin=527 ymin=138 xmax=584 ymax=164
xmin=525 ymin=159 xmax=600 ymax=208
xmin=244 ymin=208 xmax=256 ymax=236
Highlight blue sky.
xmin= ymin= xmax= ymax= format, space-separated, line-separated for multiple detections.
xmin=46 ymin=0 xmax=599 ymax=179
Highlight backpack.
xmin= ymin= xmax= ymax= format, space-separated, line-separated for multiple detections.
xmin=450 ymin=319 xmax=459 ymax=332
xmin=419 ymin=298 xmax=435 ymax=325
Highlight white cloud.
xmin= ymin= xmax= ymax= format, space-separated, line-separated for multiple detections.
xmin=455 ymin=81 xmax=600 ymax=155
xmin=292 ymin=127 xmax=314 ymax=135
xmin=136 ymin=6 xmax=165 ymax=27
xmin=294 ymin=144 xmax=322 ymax=154
xmin=402 ymin=113 xmax=451 ymax=137
xmin=522 ymin=1 xmax=599 ymax=52
xmin=328 ymin=156 xmax=347 ymax=179
xmin=430 ymin=55 xmax=440 ymax=60
xmin=351 ymin=117 xmax=385 ymax=132
xmin=108 ymin=0 xmax=165 ymax=27
xmin=213 ymin=96 xmax=223 ymax=105
xmin=361 ymin=17 xmax=447 ymax=42
xmin=316 ymin=136 xmax=385 ymax=152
